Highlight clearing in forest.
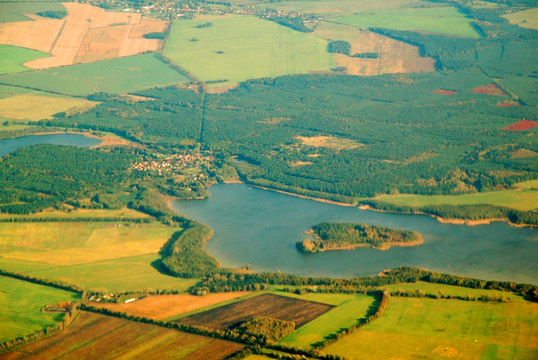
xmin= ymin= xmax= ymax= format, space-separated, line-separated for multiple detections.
xmin=295 ymin=135 xmax=363 ymax=150
xmin=92 ymin=292 xmax=251 ymax=320
xmin=332 ymin=6 xmax=480 ymax=38
xmin=176 ymin=293 xmax=333 ymax=330
xmin=324 ymin=297 xmax=538 ymax=360
xmin=3 ymin=311 xmax=243 ymax=360
xmin=504 ymin=120 xmax=538 ymax=131
xmin=164 ymin=15 xmax=333 ymax=86
xmin=434 ymin=89 xmax=459 ymax=95
xmin=471 ymin=83 xmax=506 ymax=96
xmin=0 ymin=2 xmax=167 ymax=70
xmin=0 ymin=276 xmax=80 ymax=343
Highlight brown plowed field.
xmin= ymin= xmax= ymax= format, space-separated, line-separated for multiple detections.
xmin=92 ymin=292 xmax=250 ymax=320
xmin=2 ymin=311 xmax=243 ymax=360
xmin=332 ymin=31 xmax=435 ymax=76
xmin=0 ymin=2 xmax=167 ymax=70
xmin=176 ymin=293 xmax=333 ymax=330
xmin=471 ymin=83 xmax=506 ymax=96
xmin=504 ymin=120 xmax=538 ymax=131
xmin=434 ymin=89 xmax=459 ymax=95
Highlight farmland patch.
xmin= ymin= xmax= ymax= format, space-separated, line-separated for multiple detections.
xmin=0 ymin=221 xmax=176 ymax=265
xmin=434 ymin=89 xmax=459 ymax=95
xmin=0 ymin=54 xmax=190 ymax=96
xmin=3 ymin=311 xmax=243 ymax=359
xmin=164 ymin=15 xmax=333 ymax=86
xmin=0 ymin=45 xmax=49 ymax=74
xmin=502 ymin=8 xmax=538 ymax=30
xmin=0 ymin=2 xmax=66 ymax=23
xmin=92 ymin=292 xmax=251 ymax=320
xmin=0 ymin=94 xmax=96 ymax=121
xmin=176 ymin=293 xmax=333 ymax=330
xmin=471 ymin=83 xmax=506 ymax=96
xmin=0 ymin=276 xmax=80 ymax=343
xmin=332 ymin=6 xmax=480 ymax=38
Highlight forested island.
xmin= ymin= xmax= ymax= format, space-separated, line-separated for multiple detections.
xmin=297 ymin=222 xmax=423 ymax=253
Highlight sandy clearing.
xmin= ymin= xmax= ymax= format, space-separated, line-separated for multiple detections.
xmin=92 ymin=292 xmax=251 ymax=320
xmin=296 ymin=135 xmax=362 ymax=150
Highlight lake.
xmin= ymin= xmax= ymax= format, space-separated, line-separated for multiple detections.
xmin=0 ymin=133 xmax=101 ymax=157
xmin=172 ymin=183 xmax=538 ymax=284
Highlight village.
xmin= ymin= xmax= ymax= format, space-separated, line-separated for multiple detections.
xmin=129 ymin=151 xmax=214 ymax=178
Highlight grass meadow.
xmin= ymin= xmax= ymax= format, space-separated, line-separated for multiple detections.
xmin=324 ymin=297 xmax=537 ymax=359
xmin=164 ymin=15 xmax=333 ymax=86
xmin=0 ymin=276 xmax=80 ymax=343
xmin=0 ymin=221 xmax=176 ymax=265
xmin=333 ymin=6 xmax=480 ymax=38
xmin=0 ymin=54 xmax=190 ymax=96
xmin=279 ymin=293 xmax=375 ymax=349
xmin=0 ymin=255 xmax=199 ymax=293
xmin=374 ymin=187 xmax=538 ymax=211
xmin=0 ymin=93 xmax=96 ymax=121
xmin=0 ymin=45 xmax=50 ymax=74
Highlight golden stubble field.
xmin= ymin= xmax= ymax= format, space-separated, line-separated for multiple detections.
xmin=0 ymin=3 xmax=167 ymax=69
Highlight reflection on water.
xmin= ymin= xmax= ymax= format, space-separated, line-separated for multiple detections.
xmin=172 ymin=183 xmax=537 ymax=284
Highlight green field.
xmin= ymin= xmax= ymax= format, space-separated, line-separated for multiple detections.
xmin=324 ymin=297 xmax=538 ymax=359
xmin=502 ymin=8 xmax=538 ymax=30
xmin=0 ymin=255 xmax=199 ymax=293
xmin=0 ymin=276 xmax=80 ymax=342
xmin=255 ymin=0 xmax=418 ymax=14
xmin=0 ymin=54 xmax=190 ymax=96
xmin=164 ymin=15 xmax=333 ymax=86
xmin=0 ymin=1 xmax=66 ymax=22
xmin=0 ymin=221 xmax=176 ymax=265
xmin=333 ymin=6 xmax=480 ymax=38
xmin=279 ymin=293 xmax=375 ymax=349
xmin=374 ymin=186 xmax=538 ymax=211
xmin=380 ymin=281 xmax=522 ymax=301
xmin=0 ymin=45 xmax=50 ymax=74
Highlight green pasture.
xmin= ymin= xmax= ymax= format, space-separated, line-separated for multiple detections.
xmin=0 ymin=54 xmax=190 ymax=96
xmin=0 ymin=276 xmax=80 ymax=343
xmin=325 ymin=297 xmax=537 ymax=359
xmin=256 ymin=0 xmax=420 ymax=15
xmin=375 ymin=187 xmax=538 ymax=211
xmin=0 ymin=255 xmax=199 ymax=293
xmin=279 ymin=294 xmax=375 ymax=349
xmin=379 ymin=281 xmax=522 ymax=302
xmin=164 ymin=15 xmax=333 ymax=86
xmin=0 ymin=45 xmax=50 ymax=74
xmin=0 ymin=1 xmax=65 ymax=22
xmin=333 ymin=6 xmax=480 ymax=38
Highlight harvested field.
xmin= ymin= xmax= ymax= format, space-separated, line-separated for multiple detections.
xmin=0 ymin=207 xmax=150 ymax=221
xmin=92 ymin=292 xmax=250 ymax=320
xmin=296 ymin=135 xmax=362 ymax=150
xmin=434 ymin=89 xmax=459 ymax=95
xmin=504 ymin=120 xmax=538 ymax=131
xmin=0 ymin=94 xmax=96 ymax=121
xmin=0 ymin=2 xmax=167 ymax=70
xmin=502 ymin=8 xmax=538 ymax=30
xmin=3 ymin=311 xmax=243 ymax=360
xmin=317 ymin=27 xmax=435 ymax=76
xmin=471 ymin=83 xmax=506 ymax=96
xmin=176 ymin=294 xmax=333 ymax=330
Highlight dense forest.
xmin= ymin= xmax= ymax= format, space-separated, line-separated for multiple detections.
xmin=297 ymin=222 xmax=422 ymax=252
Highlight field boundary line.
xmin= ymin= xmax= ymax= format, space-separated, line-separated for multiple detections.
xmin=49 ymin=20 xmax=67 ymax=54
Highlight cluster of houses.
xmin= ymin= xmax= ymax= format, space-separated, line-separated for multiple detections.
xmin=129 ymin=152 xmax=214 ymax=176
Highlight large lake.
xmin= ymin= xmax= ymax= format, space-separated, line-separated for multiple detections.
xmin=0 ymin=133 xmax=101 ymax=157
xmin=172 ymin=183 xmax=538 ymax=284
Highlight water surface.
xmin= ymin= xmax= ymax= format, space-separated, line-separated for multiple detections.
xmin=0 ymin=133 xmax=101 ymax=157
xmin=172 ymin=183 xmax=538 ymax=284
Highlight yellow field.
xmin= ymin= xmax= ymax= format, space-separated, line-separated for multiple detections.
xmin=0 ymin=207 xmax=151 ymax=221
xmin=295 ymin=135 xmax=363 ymax=150
xmin=0 ymin=3 xmax=167 ymax=70
xmin=0 ymin=222 xmax=176 ymax=265
xmin=0 ymin=94 xmax=97 ymax=121
xmin=502 ymin=8 xmax=538 ymax=30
